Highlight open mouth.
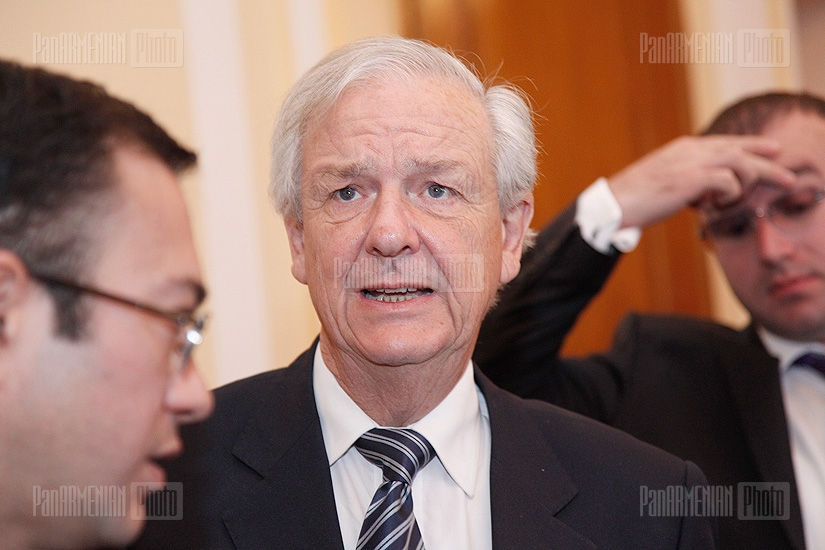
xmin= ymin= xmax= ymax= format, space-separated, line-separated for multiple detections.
xmin=362 ymin=287 xmax=433 ymax=303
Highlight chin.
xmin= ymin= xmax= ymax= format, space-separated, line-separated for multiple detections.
xmin=760 ymin=312 xmax=825 ymax=342
xmin=364 ymin=336 xmax=450 ymax=367
xmin=81 ymin=514 xmax=146 ymax=550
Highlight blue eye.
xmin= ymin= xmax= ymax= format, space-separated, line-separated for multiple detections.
xmin=426 ymin=184 xmax=448 ymax=199
xmin=335 ymin=187 xmax=359 ymax=201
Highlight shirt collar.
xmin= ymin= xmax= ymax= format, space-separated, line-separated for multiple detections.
xmin=312 ymin=346 xmax=487 ymax=497
xmin=757 ymin=327 xmax=825 ymax=372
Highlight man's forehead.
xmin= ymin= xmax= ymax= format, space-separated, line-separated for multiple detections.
xmin=303 ymin=79 xmax=491 ymax=171
xmin=316 ymin=77 xmax=485 ymax=124
xmin=93 ymin=145 xmax=203 ymax=305
xmin=760 ymin=110 xmax=825 ymax=151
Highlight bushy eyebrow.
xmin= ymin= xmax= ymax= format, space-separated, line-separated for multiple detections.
xmin=313 ymin=158 xmax=469 ymax=183
xmin=316 ymin=160 xmax=375 ymax=180
xmin=402 ymin=158 xmax=463 ymax=177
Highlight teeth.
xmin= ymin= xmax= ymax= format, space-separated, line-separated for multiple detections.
xmin=364 ymin=288 xmax=430 ymax=302
xmin=379 ymin=293 xmax=411 ymax=303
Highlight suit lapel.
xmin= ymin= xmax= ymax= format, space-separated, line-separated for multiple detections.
xmin=222 ymin=345 xmax=345 ymax=550
xmin=477 ymin=371 xmax=597 ymax=550
xmin=213 ymin=354 xmax=597 ymax=549
xmin=722 ymin=327 xmax=806 ymax=550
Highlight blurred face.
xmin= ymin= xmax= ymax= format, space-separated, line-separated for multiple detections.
xmin=286 ymin=77 xmax=531 ymax=373
xmin=1 ymin=145 xmax=213 ymax=548
xmin=707 ymin=111 xmax=825 ymax=343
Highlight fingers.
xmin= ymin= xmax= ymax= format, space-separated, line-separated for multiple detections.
xmin=692 ymin=136 xmax=796 ymax=209
xmin=713 ymin=136 xmax=796 ymax=188
xmin=607 ymin=134 xmax=795 ymax=228
xmin=689 ymin=168 xmax=743 ymax=209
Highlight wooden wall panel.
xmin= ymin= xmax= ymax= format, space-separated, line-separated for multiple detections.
xmin=401 ymin=0 xmax=711 ymax=354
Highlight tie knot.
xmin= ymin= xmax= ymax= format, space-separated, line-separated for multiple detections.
xmin=792 ymin=352 xmax=825 ymax=377
xmin=355 ymin=428 xmax=435 ymax=485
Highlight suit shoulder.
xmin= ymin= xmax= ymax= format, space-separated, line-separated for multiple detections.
xmin=213 ymin=345 xmax=314 ymax=410
xmin=620 ymin=311 xmax=740 ymax=340
xmin=182 ymin=346 xmax=315 ymax=446
xmin=483 ymin=382 xmax=715 ymax=547
xmin=494 ymin=383 xmax=700 ymax=483
xmin=215 ymin=366 xmax=293 ymax=406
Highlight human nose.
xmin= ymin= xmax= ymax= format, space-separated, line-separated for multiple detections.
xmin=755 ymin=214 xmax=794 ymax=263
xmin=165 ymin=359 xmax=214 ymax=424
xmin=364 ymin=188 xmax=420 ymax=257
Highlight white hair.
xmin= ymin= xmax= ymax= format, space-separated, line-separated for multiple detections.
xmin=270 ymin=36 xmax=537 ymax=222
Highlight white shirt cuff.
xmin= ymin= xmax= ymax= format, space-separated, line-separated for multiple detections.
xmin=575 ymin=177 xmax=641 ymax=254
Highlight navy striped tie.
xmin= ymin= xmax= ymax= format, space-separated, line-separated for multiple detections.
xmin=792 ymin=353 xmax=825 ymax=378
xmin=354 ymin=428 xmax=435 ymax=550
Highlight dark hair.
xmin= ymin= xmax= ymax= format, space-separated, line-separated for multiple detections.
xmin=702 ymin=91 xmax=825 ymax=136
xmin=0 ymin=59 xmax=196 ymax=338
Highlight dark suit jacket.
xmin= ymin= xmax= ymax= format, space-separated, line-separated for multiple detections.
xmin=133 ymin=343 xmax=716 ymax=549
xmin=475 ymin=204 xmax=806 ymax=550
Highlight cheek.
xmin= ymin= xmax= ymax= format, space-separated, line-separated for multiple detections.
xmin=800 ymin=235 xmax=825 ymax=270
xmin=307 ymin=220 xmax=367 ymax=275
xmin=95 ymin=345 xmax=170 ymax=424
xmin=89 ymin=324 xmax=173 ymax=426
xmin=716 ymin=253 xmax=760 ymax=297
xmin=435 ymin=220 xmax=501 ymax=303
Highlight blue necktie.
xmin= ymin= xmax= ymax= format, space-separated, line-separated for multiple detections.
xmin=792 ymin=353 xmax=825 ymax=378
xmin=355 ymin=428 xmax=435 ymax=550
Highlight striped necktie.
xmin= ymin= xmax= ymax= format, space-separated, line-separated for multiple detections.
xmin=354 ymin=428 xmax=435 ymax=550
xmin=792 ymin=353 xmax=825 ymax=378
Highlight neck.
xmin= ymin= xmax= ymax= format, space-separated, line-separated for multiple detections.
xmin=320 ymin=341 xmax=470 ymax=426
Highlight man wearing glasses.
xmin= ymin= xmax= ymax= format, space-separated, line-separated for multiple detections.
xmin=476 ymin=92 xmax=825 ymax=550
xmin=0 ymin=60 xmax=213 ymax=549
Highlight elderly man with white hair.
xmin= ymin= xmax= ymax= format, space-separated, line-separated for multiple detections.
xmin=134 ymin=36 xmax=716 ymax=550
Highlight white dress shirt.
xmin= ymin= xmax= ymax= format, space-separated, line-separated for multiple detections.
xmin=575 ymin=177 xmax=641 ymax=253
xmin=759 ymin=329 xmax=825 ymax=550
xmin=578 ymin=177 xmax=825 ymax=549
xmin=313 ymin=347 xmax=492 ymax=550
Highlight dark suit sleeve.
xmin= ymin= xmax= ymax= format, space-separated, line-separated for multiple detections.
xmin=474 ymin=202 xmax=624 ymax=419
xmin=678 ymin=461 xmax=720 ymax=550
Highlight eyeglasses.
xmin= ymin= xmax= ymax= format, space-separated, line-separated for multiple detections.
xmin=30 ymin=273 xmax=206 ymax=370
xmin=701 ymin=187 xmax=825 ymax=242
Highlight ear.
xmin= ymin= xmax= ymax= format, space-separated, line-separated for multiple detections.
xmin=284 ymin=217 xmax=308 ymax=285
xmin=499 ymin=195 xmax=534 ymax=286
xmin=0 ymin=250 xmax=34 ymax=344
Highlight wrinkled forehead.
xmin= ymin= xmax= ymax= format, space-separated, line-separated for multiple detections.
xmin=310 ymin=70 xmax=485 ymax=124
xmin=300 ymin=76 xmax=493 ymax=169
